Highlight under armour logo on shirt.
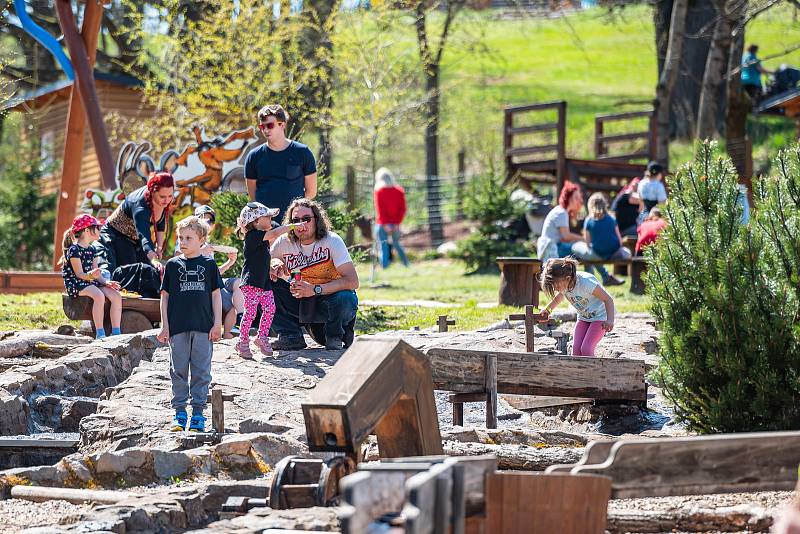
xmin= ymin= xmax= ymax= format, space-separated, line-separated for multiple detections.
xmin=178 ymin=265 xmax=206 ymax=282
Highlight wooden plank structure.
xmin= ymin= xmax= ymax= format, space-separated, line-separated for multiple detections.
xmin=339 ymin=455 xmax=497 ymax=534
xmin=62 ymin=294 xmax=161 ymax=333
xmin=427 ymin=347 xmax=647 ymax=428
xmin=504 ymin=101 xmax=653 ymax=196
xmin=485 ymin=472 xmax=611 ymax=534
xmin=0 ymin=271 xmax=63 ymax=294
xmin=302 ymin=338 xmax=443 ymax=458
xmin=545 ymin=431 xmax=800 ymax=498
xmin=497 ymin=257 xmax=542 ymax=308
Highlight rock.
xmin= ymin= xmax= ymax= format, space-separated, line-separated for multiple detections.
xmin=0 ymin=395 xmax=30 ymax=436
xmin=60 ymin=399 xmax=99 ymax=432
xmin=198 ymin=479 xmax=271 ymax=517
xmin=197 ymin=506 xmax=340 ymax=533
xmin=95 ymin=448 xmax=151 ymax=474
xmin=237 ymin=412 xmax=294 ymax=434
xmin=152 ymin=450 xmax=193 ymax=480
xmin=56 ymin=325 xmax=76 ymax=336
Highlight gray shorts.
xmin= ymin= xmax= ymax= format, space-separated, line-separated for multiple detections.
xmin=221 ymin=277 xmax=239 ymax=313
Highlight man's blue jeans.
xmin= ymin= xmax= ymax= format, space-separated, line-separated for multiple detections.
xmin=272 ymin=279 xmax=358 ymax=340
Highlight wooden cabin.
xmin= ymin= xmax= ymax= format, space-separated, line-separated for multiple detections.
xmin=3 ymin=72 xmax=154 ymax=203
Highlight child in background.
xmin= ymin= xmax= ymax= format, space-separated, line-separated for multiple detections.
xmin=157 ymin=216 xmax=223 ymax=433
xmin=583 ymin=193 xmax=632 ymax=260
xmin=636 ymin=207 xmax=667 ymax=255
xmin=61 ymin=214 xmax=122 ymax=339
xmin=637 ymin=161 xmax=668 ymax=220
xmin=235 ymin=202 xmax=306 ymax=358
xmin=571 ymin=193 xmax=628 ymax=286
xmin=538 ymin=258 xmax=616 ymax=357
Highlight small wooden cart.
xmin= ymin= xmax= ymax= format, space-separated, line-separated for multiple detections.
xmin=62 ymin=294 xmax=161 ymax=334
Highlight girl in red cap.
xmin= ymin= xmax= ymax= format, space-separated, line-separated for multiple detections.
xmin=61 ymin=214 xmax=123 ymax=339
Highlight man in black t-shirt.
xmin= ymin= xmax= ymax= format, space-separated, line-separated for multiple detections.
xmin=157 ymin=216 xmax=223 ymax=433
xmin=245 ymin=104 xmax=317 ymax=219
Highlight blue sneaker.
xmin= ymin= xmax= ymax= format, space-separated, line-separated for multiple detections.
xmin=171 ymin=411 xmax=188 ymax=432
xmin=189 ymin=413 xmax=206 ymax=432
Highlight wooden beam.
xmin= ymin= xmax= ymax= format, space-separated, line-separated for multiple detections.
xmin=302 ymin=338 xmax=443 ymax=458
xmin=11 ymin=485 xmax=133 ymax=505
xmin=571 ymin=432 xmax=800 ymax=498
xmin=508 ymin=305 xmax=544 ymax=353
xmin=426 ymin=348 xmax=647 ymax=402
xmin=52 ymin=0 xmax=112 ymax=268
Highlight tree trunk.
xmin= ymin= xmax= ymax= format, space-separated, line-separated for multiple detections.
xmin=696 ymin=0 xmax=732 ymax=140
xmin=725 ymin=6 xmax=747 ymax=142
xmin=424 ymin=65 xmax=444 ymax=246
xmin=656 ymin=0 xmax=689 ymax=166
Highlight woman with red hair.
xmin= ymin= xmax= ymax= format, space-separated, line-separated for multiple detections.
xmin=97 ymin=172 xmax=175 ymax=297
xmin=537 ymin=182 xmax=585 ymax=261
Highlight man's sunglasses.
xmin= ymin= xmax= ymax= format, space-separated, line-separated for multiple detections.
xmin=258 ymin=122 xmax=283 ymax=130
xmin=290 ymin=216 xmax=314 ymax=224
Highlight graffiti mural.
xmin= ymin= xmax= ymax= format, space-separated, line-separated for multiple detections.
xmin=80 ymin=125 xmax=259 ymax=220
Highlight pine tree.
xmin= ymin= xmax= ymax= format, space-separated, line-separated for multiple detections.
xmin=648 ymin=141 xmax=800 ymax=433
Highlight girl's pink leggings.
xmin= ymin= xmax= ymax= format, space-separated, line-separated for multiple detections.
xmin=240 ymin=285 xmax=275 ymax=342
xmin=572 ymin=320 xmax=606 ymax=357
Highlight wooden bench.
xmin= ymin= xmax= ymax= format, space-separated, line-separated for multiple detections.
xmin=580 ymin=257 xmax=648 ymax=295
xmin=426 ymin=347 xmax=647 ymax=429
xmin=545 ymin=431 xmax=800 ymax=498
xmin=0 ymin=271 xmax=63 ymax=294
xmin=62 ymin=294 xmax=161 ymax=334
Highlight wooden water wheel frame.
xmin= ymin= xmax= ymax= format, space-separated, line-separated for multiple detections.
xmin=269 ymin=455 xmax=356 ymax=509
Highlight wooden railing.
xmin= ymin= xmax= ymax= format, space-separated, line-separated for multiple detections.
xmin=594 ymin=109 xmax=655 ymax=163
xmin=503 ymin=101 xmax=567 ymax=188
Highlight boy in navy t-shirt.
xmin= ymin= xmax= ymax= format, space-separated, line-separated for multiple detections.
xmin=157 ymin=216 xmax=223 ymax=432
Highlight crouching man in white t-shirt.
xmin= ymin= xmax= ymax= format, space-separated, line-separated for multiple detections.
xmin=268 ymin=198 xmax=359 ymax=351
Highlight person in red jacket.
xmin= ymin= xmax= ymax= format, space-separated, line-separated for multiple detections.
xmin=373 ymin=168 xmax=410 ymax=268
xmin=636 ymin=207 xmax=667 ymax=255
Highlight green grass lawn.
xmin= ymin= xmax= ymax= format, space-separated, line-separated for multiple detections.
xmin=0 ymin=259 xmax=649 ymax=333
xmin=332 ymin=4 xmax=800 ymax=179
xmin=354 ymin=259 xmax=650 ymax=333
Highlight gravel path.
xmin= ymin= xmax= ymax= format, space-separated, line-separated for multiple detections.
xmin=609 ymin=491 xmax=795 ymax=514
xmin=0 ymin=499 xmax=88 ymax=532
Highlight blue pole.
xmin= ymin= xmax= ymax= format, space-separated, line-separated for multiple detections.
xmin=14 ymin=0 xmax=74 ymax=80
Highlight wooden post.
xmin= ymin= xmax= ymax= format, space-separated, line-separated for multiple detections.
xmin=508 ymin=305 xmax=541 ymax=353
xmin=556 ymin=101 xmax=567 ymax=194
xmin=453 ymin=401 xmax=464 ymax=427
xmin=211 ymin=388 xmax=224 ymax=433
xmin=594 ymin=116 xmax=604 ymax=158
xmin=206 ymin=388 xmax=235 ymax=434
xmin=456 ymin=150 xmax=466 ymax=220
xmin=51 ymin=0 xmax=107 ymax=269
xmin=504 ymin=109 xmax=514 ymax=183
xmin=438 ymin=315 xmax=456 ymax=333
xmin=485 ymin=354 xmax=497 ymax=429
xmin=346 ymin=166 xmax=356 ymax=245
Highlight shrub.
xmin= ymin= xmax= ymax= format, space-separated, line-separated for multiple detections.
xmin=0 ymin=149 xmax=56 ymax=270
xmin=453 ymin=174 xmax=530 ymax=273
xmin=648 ymin=141 xmax=800 ymax=433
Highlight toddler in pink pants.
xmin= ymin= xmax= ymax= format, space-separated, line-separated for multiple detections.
xmin=538 ymin=258 xmax=616 ymax=357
